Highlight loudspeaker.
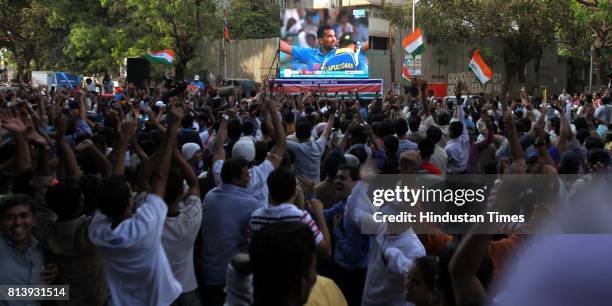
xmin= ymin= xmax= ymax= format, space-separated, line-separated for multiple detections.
xmin=126 ymin=58 xmax=150 ymax=88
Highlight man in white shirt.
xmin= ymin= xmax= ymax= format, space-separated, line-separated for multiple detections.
xmin=89 ymin=106 xmax=184 ymax=306
xmin=161 ymin=149 xmax=203 ymax=305
xmin=558 ymin=89 xmax=571 ymax=102
xmin=341 ymin=180 xmax=425 ymax=306
xmin=446 ymin=100 xmax=470 ymax=174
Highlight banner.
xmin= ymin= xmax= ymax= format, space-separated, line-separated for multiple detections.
xmin=54 ymin=72 xmax=80 ymax=88
xmin=270 ymin=79 xmax=383 ymax=99
xmin=404 ymin=55 xmax=422 ymax=76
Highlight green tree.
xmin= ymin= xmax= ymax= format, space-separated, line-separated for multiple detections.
xmin=47 ymin=0 xmax=139 ymax=76
xmin=126 ymin=0 xmax=221 ymax=80
xmin=571 ymin=0 xmax=611 ymax=84
xmin=0 ymin=0 xmax=67 ymax=81
xmin=229 ymin=0 xmax=280 ymax=40
xmin=47 ymin=0 xmax=221 ymax=80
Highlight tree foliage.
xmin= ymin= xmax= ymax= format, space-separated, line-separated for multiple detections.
xmin=0 ymin=0 xmax=68 ymax=81
xmin=229 ymin=0 xmax=280 ymax=40
xmin=558 ymin=0 xmax=611 ymax=83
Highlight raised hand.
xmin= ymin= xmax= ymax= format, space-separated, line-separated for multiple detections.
xmin=120 ymin=119 xmax=137 ymax=143
xmin=455 ymin=81 xmax=463 ymax=100
xmin=54 ymin=114 xmax=67 ymax=138
xmin=167 ymin=104 xmax=185 ymax=128
xmin=24 ymin=118 xmax=48 ymax=147
xmin=1 ymin=110 xmax=27 ymax=134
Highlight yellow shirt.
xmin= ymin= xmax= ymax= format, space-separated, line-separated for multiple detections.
xmin=306 ymin=276 xmax=348 ymax=306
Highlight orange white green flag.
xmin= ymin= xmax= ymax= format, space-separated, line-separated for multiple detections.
xmin=402 ymin=62 xmax=410 ymax=81
xmin=145 ymin=50 xmax=174 ymax=65
xmin=469 ymin=48 xmax=493 ymax=85
xmin=402 ymin=28 xmax=425 ymax=57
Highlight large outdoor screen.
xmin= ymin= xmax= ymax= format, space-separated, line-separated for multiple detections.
xmin=279 ymin=8 xmax=369 ymax=79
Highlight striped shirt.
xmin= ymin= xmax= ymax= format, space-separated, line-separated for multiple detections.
xmin=248 ymin=204 xmax=323 ymax=244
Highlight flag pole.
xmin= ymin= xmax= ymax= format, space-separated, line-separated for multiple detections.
xmin=589 ymin=45 xmax=593 ymax=94
xmin=412 ymin=0 xmax=416 ymax=32
xmin=223 ymin=8 xmax=228 ymax=80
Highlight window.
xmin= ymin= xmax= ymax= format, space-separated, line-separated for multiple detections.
xmin=369 ymin=36 xmax=388 ymax=51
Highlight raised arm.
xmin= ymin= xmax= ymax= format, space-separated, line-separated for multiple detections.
xmin=280 ymin=40 xmax=293 ymax=55
xmin=212 ymin=110 xmax=231 ymax=165
xmin=453 ymin=81 xmax=464 ymax=120
xmin=173 ymin=148 xmax=200 ymax=197
xmin=78 ymin=91 xmax=87 ymax=120
xmin=54 ymin=115 xmax=80 ymax=179
xmin=260 ymin=102 xmax=275 ymax=139
xmin=265 ymin=96 xmax=287 ymax=168
xmin=449 ymin=232 xmax=491 ymax=305
xmin=504 ymin=111 xmax=524 ymax=162
xmin=108 ymin=120 xmax=136 ymax=176
xmin=75 ymin=139 xmax=112 ymax=178
xmin=130 ymin=136 xmax=149 ymax=163
xmin=475 ymin=106 xmax=494 ymax=150
xmin=320 ymin=101 xmax=337 ymax=140
xmin=555 ymin=101 xmax=572 ymax=154
xmin=152 ymin=105 xmax=183 ymax=197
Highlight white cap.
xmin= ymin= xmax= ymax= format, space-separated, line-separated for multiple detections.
xmin=181 ymin=143 xmax=201 ymax=160
xmin=232 ymin=137 xmax=256 ymax=162
xmin=194 ymin=75 xmax=200 ymax=81
xmin=155 ymin=100 xmax=165 ymax=107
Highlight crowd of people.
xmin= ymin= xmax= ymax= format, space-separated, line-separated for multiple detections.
xmin=0 ymin=74 xmax=611 ymax=306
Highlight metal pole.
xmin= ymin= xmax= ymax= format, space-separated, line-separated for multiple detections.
xmin=412 ymin=0 xmax=416 ymax=32
xmin=389 ymin=24 xmax=395 ymax=84
xmin=589 ymin=45 xmax=593 ymax=94
xmin=224 ymin=39 xmax=227 ymax=79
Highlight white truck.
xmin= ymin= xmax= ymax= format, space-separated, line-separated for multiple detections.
xmin=31 ymin=71 xmax=81 ymax=89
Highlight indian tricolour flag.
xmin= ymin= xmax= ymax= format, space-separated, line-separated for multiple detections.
xmin=402 ymin=28 xmax=425 ymax=57
xmin=469 ymin=49 xmax=493 ymax=85
xmin=145 ymin=50 xmax=174 ymax=65
xmin=402 ymin=62 xmax=410 ymax=81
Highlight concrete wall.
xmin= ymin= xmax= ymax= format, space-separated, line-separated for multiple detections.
xmin=190 ymin=38 xmax=279 ymax=83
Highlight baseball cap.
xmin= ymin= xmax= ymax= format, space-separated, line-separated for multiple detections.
xmin=194 ymin=75 xmax=200 ymax=81
xmin=339 ymin=32 xmax=357 ymax=46
xmin=232 ymin=137 xmax=256 ymax=162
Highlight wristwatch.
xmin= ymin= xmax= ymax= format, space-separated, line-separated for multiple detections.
xmin=222 ymin=114 xmax=230 ymax=121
